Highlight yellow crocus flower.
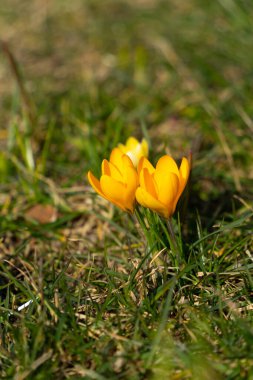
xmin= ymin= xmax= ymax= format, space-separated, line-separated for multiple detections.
xmin=87 ymin=148 xmax=139 ymax=213
xmin=135 ymin=155 xmax=190 ymax=219
xmin=118 ymin=137 xmax=148 ymax=167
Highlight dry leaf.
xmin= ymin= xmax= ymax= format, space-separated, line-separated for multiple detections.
xmin=25 ymin=204 xmax=57 ymax=224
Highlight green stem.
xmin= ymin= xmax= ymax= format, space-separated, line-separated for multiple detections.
xmin=134 ymin=206 xmax=152 ymax=250
xmin=167 ymin=217 xmax=181 ymax=266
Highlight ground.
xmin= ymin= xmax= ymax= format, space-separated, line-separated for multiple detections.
xmin=0 ymin=0 xmax=252 ymax=379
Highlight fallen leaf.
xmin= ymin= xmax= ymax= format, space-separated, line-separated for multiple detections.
xmin=25 ymin=204 xmax=57 ymax=224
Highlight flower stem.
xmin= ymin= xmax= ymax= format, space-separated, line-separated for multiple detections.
xmin=167 ymin=217 xmax=181 ymax=266
xmin=134 ymin=206 xmax=157 ymax=254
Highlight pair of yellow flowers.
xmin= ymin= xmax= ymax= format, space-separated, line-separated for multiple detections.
xmin=88 ymin=137 xmax=190 ymax=219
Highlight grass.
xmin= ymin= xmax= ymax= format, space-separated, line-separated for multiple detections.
xmin=0 ymin=0 xmax=253 ymax=379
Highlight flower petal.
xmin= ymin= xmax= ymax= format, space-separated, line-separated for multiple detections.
xmin=117 ymin=143 xmax=128 ymax=154
xmin=154 ymin=171 xmax=179 ymax=212
xmin=141 ymin=138 xmax=149 ymax=157
xmin=126 ymin=151 xmax=138 ymax=167
xmin=100 ymin=175 xmax=128 ymax=211
xmin=102 ymin=159 xmax=123 ymax=181
xmin=122 ymin=154 xmax=135 ymax=168
xmin=172 ymin=157 xmax=190 ymax=212
xmin=125 ymin=165 xmax=139 ymax=190
xmin=136 ymin=187 xmax=169 ymax=218
xmin=156 ymin=155 xmax=179 ymax=177
xmin=120 ymin=154 xmax=136 ymax=182
xmin=178 ymin=157 xmax=190 ymax=195
xmin=118 ymin=137 xmax=148 ymax=167
xmin=109 ymin=148 xmax=125 ymax=175
xmin=124 ymin=166 xmax=138 ymax=212
xmin=87 ymin=171 xmax=105 ymax=198
xmin=125 ymin=137 xmax=139 ymax=150
xmin=139 ymin=168 xmax=158 ymax=198
xmin=138 ymin=157 xmax=155 ymax=175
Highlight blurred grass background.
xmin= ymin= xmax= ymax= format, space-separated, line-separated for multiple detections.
xmin=0 ymin=0 xmax=253 ymax=379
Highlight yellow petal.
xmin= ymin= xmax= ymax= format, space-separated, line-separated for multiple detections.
xmin=102 ymin=159 xmax=123 ymax=181
xmin=124 ymin=166 xmax=139 ymax=212
xmin=119 ymin=137 xmax=149 ymax=167
xmin=126 ymin=137 xmax=139 ymax=150
xmin=123 ymin=195 xmax=136 ymax=213
xmin=178 ymin=157 xmax=190 ymax=195
xmin=122 ymin=154 xmax=135 ymax=168
xmin=156 ymin=155 xmax=179 ymax=177
xmin=126 ymin=151 xmax=138 ymax=167
xmin=120 ymin=154 xmax=135 ymax=182
xmin=100 ymin=175 xmax=128 ymax=211
xmin=87 ymin=171 xmax=105 ymax=198
xmin=136 ymin=187 xmax=169 ymax=218
xmin=101 ymin=160 xmax=109 ymax=176
xmin=110 ymin=148 xmax=125 ymax=175
xmin=141 ymin=138 xmax=149 ymax=157
xmin=154 ymin=171 xmax=179 ymax=212
xmin=118 ymin=143 xmax=128 ymax=154
xmin=139 ymin=168 xmax=158 ymax=198
xmin=138 ymin=157 xmax=155 ymax=175
xmin=172 ymin=157 xmax=190 ymax=212
xmin=125 ymin=165 xmax=139 ymax=189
